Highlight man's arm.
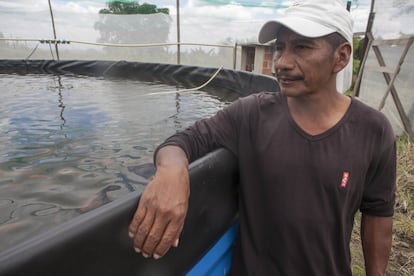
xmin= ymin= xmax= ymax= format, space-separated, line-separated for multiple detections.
xmin=128 ymin=145 xmax=190 ymax=259
xmin=361 ymin=213 xmax=393 ymax=276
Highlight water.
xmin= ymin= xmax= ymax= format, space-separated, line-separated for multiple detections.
xmin=0 ymin=74 xmax=230 ymax=251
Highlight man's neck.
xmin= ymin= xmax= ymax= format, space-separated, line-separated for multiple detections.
xmin=286 ymin=91 xmax=351 ymax=136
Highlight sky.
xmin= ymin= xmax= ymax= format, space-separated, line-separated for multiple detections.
xmin=0 ymin=0 xmax=412 ymax=47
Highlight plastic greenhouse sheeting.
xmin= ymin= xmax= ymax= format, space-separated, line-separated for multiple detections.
xmin=357 ymin=0 xmax=414 ymax=136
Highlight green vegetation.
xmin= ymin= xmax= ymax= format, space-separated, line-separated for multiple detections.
xmin=352 ymin=36 xmax=363 ymax=78
xmin=351 ymin=138 xmax=414 ymax=275
xmin=99 ymin=1 xmax=169 ymax=15
xmin=344 ymin=36 xmax=363 ymax=96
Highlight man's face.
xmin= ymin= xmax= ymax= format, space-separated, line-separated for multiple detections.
xmin=273 ymin=27 xmax=337 ymax=97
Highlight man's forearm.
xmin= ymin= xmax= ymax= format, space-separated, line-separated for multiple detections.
xmin=361 ymin=214 xmax=393 ymax=276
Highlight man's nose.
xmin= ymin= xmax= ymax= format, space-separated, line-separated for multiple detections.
xmin=274 ymin=51 xmax=295 ymax=71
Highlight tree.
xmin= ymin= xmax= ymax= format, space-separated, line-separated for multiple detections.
xmin=94 ymin=1 xmax=172 ymax=60
xmin=99 ymin=1 xmax=169 ymax=15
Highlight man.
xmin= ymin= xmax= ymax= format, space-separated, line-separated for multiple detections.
xmin=128 ymin=0 xmax=396 ymax=275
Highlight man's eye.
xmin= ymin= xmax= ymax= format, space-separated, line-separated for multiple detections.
xmin=275 ymin=45 xmax=283 ymax=51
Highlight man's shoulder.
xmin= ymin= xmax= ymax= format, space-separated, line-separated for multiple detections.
xmin=239 ymin=91 xmax=282 ymax=106
xmin=351 ymin=97 xmax=389 ymax=122
xmin=349 ymin=97 xmax=395 ymax=140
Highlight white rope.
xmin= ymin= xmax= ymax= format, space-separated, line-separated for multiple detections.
xmin=0 ymin=38 xmax=234 ymax=49
xmin=70 ymin=41 xmax=235 ymax=49
xmin=143 ymin=66 xmax=224 ymax=96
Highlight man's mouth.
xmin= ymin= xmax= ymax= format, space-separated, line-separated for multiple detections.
xmin=276 ymin=74 xmax=304 ymax=82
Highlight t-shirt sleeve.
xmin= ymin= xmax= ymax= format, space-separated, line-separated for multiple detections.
xmin=360 ymin=124 xmax=396 ymax=217
xmin=154 ymin=95 xmax=252 ymax=163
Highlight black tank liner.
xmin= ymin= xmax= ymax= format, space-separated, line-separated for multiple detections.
xmin=0 ymin=60 xmax=280 ymax=276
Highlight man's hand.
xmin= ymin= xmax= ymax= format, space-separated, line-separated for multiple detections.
xmin=128 ymin=146 xmax=190 ymax=259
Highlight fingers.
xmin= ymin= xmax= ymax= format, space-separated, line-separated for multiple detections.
xmin=128 ymin=202 xmax=146 ymax=240
xmin=172 ymin=223 xmax=184 ymax=248
xmin=132 ymin=207 xmax=156 ymax=256
xmin=129 ymin=203 xmax=186 ymax=259
xmin=173 ymin=238 xmax=180 ymax=248
xmin=152 ymin=216 xmax=185 ymax=258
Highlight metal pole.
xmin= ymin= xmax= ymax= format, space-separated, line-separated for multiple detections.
xmin=48 ymin=0 xmax=60 ymax=60
xmin=233 ymin=43 xmax=237 ymax=70
xmin=176 ymin=0 xmax=181 ymax=65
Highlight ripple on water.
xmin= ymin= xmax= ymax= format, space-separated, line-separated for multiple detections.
xmin=0 ymin=74 xmax=231 ymax=251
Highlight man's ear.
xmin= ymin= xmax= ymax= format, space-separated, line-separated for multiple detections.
xmin=333 ymin=43 xmax=352 ymax=74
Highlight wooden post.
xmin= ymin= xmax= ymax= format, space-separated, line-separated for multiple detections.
xmin=353 ymin=0 xmax=375 ymax=96
xmin=378 ymin=37 xmax=414 ymax=110
xmin=233 ymin=43 xmax=237 ymax=70
xmin=372 ymin=40 xmax=414 ymax=139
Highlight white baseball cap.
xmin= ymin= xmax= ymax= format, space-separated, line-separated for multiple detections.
xmin=258 ymin=0 xmax=354 ymax=92
xmin=258 ymin=0 xmax=353 ymax=44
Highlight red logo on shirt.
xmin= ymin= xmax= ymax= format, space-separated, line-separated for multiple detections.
xmin=340 ymin=172 xmax=350 ymax=188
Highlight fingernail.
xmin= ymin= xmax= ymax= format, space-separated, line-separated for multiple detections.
xmin=174 ymin=239 xmax=179 ymax=247
xmin=128 ymin=232 xmax=134 ymax=238
xmin=153 ymin=254 xmax=161 ymax=260
xmin=134 ymin=247 xmax=141 ymax=253
xmin=142 ymin=253 xmax=150 ymax=258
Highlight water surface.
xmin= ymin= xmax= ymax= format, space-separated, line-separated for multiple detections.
xmin=0 ymin=74 xmax=229 ymax=251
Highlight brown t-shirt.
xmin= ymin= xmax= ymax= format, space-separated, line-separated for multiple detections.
xmin=158 ymin=92 xmax=396 ymax=275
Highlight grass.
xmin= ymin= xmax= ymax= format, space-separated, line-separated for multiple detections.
xmin=351 ymin=137 xmax=414 ymax=275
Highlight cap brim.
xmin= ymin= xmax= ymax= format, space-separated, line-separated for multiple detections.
xmin=258 ymin=17 xmax=336 ymax=44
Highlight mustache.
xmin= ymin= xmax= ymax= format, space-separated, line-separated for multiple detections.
xmin=276 ymin=73 xmax=304 ymax=81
